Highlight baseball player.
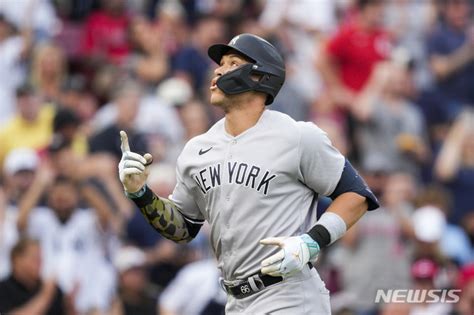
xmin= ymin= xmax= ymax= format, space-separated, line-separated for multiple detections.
xmin=118 ymin=33 xmax=379 ymax=314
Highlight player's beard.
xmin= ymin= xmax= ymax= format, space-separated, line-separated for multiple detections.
xmin=210 ymin=89 xmax=254 ymax=113
xmin=209 ymin=88 xmax=225 ymax=106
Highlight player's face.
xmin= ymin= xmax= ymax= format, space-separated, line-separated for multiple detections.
xmin=209 ymin=53 xmax=251 ymax=108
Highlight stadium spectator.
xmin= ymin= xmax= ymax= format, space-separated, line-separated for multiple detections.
xmin=2 ymin=148 xmax=39 ymax=207
xmin=52 ymin=107 xmax=89 ymax=158
xmin=159 ymin=259 xmax=226 ymax=315
xmin=92 ymin=77 xmax=189 ymax=155
xmin=382 ymin=259 xmax=453 ymax=315
xmin=0 ymin=13 xmax=32 ymax=123
xmin=57 ymin=75 xmax=99 ymax=138
xmin=0 ymin=238 xmax=71 ymax=315
xmin=80 ymin=0 xmax=130 ymax=65
xmin=415 ymin=185 xmax=473 ymax=265
xmin=259 ymin=0 xmax=337 ymax=103
xmin=0 ymin=186 xmax=16 ymax=281
xmin=316 ymin=0 xmax=392 ymax=108
xmin=30 ymin=43 xmax=68 ymax=103
xmin=337 ymin=172 xmax=416 ymax=315
xmin=452 ymin=264 xmax=474 ymax=315
xmin=173 ymin=14 xmax=226 ymax=93
xmin=426 ymin=0 xmax=474 ymax=120
xmin=45 ymin=137 xmax=127 ymax=233
xmin=409 ymin=203 xmax=463 ymax=293
xmin=0 ymin=148 xmax=39 ymax=279
xmin=89 ymin=62 xmax=123 ymax=105
xmin=111 ymin=246 xmax=157 ymax=315
xmin=0 ymin=84 xmax=53 ymax=165
xmin=127 ymin=16 xmax=169 ymax=87
xmin=351 ymin=60 xmax=429 ymax=175
xmin=151 ymin=0 xmax=188 ymax=58
xmin=179 ymin=99 xmax=212 ymax=141
xmin=384 ymin=0 xmax=437 ymax=89
xmin=198 ymin=0 xmax=245 ymax=19
xmin=311 ymin=117 xmax=350 ymax=157
xmin=89 ymin=80 xmax=148 ymax=161
xmin=0 ymin=0 xmax=58 ymax=41
xmin=18 ymin=176 xmax=116 ymax=313
xmin=434 ymin=109 xmax=474 ymax=224
xmin=459 ymin=213 xmax=474 ymax=261
xmin=135 ymin=79 xmax=188 ymax=163
xmin=411 ymin=205 xmax=447 ymax=261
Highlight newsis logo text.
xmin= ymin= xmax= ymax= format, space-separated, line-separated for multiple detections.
xmin=375 ymin=289 xmax=462 ymax=304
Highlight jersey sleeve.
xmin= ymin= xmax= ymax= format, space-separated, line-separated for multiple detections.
xmin=169 ymin=156 xmax=205 ymax=222
xmin=297 ymin=122 xmax=345 ymax=196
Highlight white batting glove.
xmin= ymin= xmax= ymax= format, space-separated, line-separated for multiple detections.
xmin=118 ymin=130 xmax=153 ymax=193
xmin=260 ymin=234 xmax=320 ymax=277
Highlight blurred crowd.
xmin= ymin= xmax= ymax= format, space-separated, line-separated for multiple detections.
xmin=0 ymin=0 xmax=473 ymax=314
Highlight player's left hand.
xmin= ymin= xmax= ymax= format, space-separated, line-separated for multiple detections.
xmin=259 ymin=235 xmax=319 ymax=277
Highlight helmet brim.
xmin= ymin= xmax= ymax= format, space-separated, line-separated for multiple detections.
xmin=208 ymin=44 xmax=255 ymax=65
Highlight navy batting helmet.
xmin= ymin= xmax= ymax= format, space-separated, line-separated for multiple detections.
xmin=208 ymin=33 xmax=285 ymax=105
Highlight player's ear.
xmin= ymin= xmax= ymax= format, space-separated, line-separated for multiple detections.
xmin=250 ymin=73 xmax=263 ymax=82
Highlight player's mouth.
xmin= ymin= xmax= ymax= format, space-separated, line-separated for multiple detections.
xmin=210 ymin=78 xmax=218 ymax=91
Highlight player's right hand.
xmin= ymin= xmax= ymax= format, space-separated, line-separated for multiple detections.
xmin=260 ymin=234 xmax=320 ymax=277
xmin=118 ymin=130 xmax=153 ymax=193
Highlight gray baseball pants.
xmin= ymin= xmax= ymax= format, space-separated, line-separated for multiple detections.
xmin=225 ymin=265 xmax=331 ymax=314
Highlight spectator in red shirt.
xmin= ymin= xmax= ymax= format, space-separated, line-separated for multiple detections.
xmin=317 ymin=0 xmax=392 ymax=108
xmin=80 ymin=0 xmax=130 ymax=65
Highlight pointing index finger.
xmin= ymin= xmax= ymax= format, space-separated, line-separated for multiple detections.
xmin=120 ymin=130 xmax=130 ymax=153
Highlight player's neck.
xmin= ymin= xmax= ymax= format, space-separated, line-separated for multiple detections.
xmin=224 ymin=103 xmax=265 ymax=137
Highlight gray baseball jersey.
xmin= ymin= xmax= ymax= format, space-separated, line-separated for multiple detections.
xmin=170 ymin=110 xmax=345 ymax=281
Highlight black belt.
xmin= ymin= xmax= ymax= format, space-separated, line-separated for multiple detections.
xmin=224 ymin=262 xmax=313 ymax=299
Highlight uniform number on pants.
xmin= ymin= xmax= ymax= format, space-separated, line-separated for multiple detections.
xmin=240 ymin=284 xmax=251 ymax=294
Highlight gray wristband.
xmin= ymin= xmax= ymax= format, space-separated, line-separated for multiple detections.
xmin=125 ymin=185 xmax=147 ymax=199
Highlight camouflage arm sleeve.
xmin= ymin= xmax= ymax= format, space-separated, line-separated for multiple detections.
xmin=129 ymin=186 xmax=201 ymax=243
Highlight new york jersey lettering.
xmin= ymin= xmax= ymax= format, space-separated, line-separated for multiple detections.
xmin=193 ymin=162 xmax=277 ymax=195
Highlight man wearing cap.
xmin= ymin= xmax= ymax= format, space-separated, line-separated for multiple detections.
xmin=0 ymin=148 xmax=39 ymax=279
xmin=2 ymin=148 xmax=39 ymax=205
xmin=383 ymin=259 xmax=453 ymax=315
xmin=112 ymin=246 xmax=156 ymax=315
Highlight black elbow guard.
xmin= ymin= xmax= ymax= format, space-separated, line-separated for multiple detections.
xmin=182 ymin=216 xmax=204 ymax=239
xmin=329 ymin=160 xmax=380 ymax=210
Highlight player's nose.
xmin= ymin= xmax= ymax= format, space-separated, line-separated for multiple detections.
xmin=213 ymin=65 xmax=223 ymax=77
